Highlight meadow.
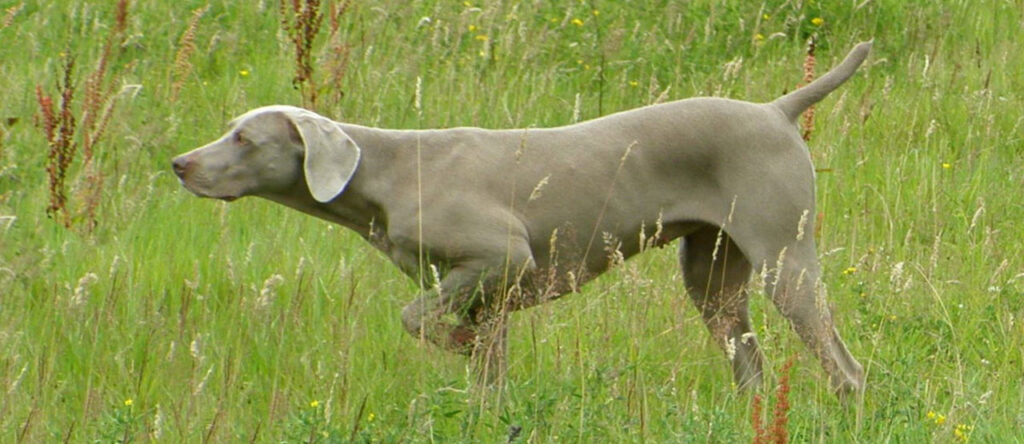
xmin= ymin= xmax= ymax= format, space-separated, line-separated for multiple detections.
xmin=1 ymin=0 xmax=1022 ymax=441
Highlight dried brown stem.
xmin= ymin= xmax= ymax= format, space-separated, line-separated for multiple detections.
xmin=34 ymin=1 xmax=131 ymax=233
xmin=280 ymin=0 xmax=324 ymax=107
xmin=801 ymin=38 xmax=817 ymax=142
xmin=37 ymin=54 xmax=78 ymax=227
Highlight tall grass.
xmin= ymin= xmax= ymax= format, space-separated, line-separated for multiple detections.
xmin=1 ymin=0 xmax=1022 ymax=441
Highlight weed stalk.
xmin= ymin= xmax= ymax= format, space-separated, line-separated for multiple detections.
xmin=801 ymin=38 xmax=816 ymax=142
xmin=34 ymin=0 xmax=129 ymax=233
xmin=280 ymin=0 xmax=325 ymax=108
xmin=751 ymin=355 xmax=795 ymax=444
xmin=36 ymin=55 xmax=77 ymax=228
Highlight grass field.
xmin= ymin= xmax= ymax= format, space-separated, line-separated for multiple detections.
xmin=1 ymin=0 xmax=1023 ymax=441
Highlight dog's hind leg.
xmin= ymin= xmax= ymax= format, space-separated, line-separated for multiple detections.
xmin=757 ymin=238 xmax=865 ymax=396
xmin=680 ymin=226 xmax=764 ymax=390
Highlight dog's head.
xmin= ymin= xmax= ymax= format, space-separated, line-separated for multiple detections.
xmin=171 ymin=105 xmax=360 ymax=203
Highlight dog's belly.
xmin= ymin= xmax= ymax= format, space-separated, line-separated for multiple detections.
xmin=504 ymin=220 xmax=704 ymax=310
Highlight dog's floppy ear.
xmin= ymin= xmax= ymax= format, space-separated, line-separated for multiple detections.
xmin=286 ymin=110 xmax=361 ymax=203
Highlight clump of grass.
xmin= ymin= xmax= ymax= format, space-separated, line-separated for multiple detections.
xmin=96 ymin=398 xmax=143 ymax=442
xmin=6 ymin=1 xmax=1024 ymax=441
xmin=170 ymin=4 xmax=211 ymax=102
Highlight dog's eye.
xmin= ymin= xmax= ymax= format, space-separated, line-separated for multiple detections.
xmin=234 ymin=131 xmax=247 ymax=145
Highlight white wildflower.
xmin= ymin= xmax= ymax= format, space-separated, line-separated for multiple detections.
xmin=193 ymin=365 xmax=214 ymax=395
xmin=429 ymin=264 xmax=442 ymax=295
xmin=740 ymin=332 xmax=757 ymax=345
xmin=152 ymin=404 xmax=164 ymax=440
xmin=528 ymin=175 xmax=550 ymax=202
xmin=190 ymin=335 xmax=203 ymax=361
xmin=70 ymin=272 xmax=99 ymax=307
xmin=414 ymin=76 xmax=422 ymax=113
xmin=257 ymin=273 xmax=284 ymax=308
xmin=796 ymin=209 xmax=809 ymax=241
xmin=108 ymin=255 xmax=123 ymax=277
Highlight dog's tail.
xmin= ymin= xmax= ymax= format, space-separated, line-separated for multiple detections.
xmin=771 ymin=40 xmax=872 ymax=122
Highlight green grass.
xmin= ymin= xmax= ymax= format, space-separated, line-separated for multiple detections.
xmin=2 ymin=0 xmax=1023 ymax=441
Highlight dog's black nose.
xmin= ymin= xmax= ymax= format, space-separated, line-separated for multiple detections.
xmin=172 ymin=157 xmax=188 ymax=178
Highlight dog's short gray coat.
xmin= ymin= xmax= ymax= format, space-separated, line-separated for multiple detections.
xmin=174 ymin=42 xmax=873 ymax=394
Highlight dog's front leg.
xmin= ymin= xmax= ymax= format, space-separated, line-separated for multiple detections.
xmin=399 ymin=240 xmax=540 ymax=383
xmin=399 ymin=266 xmax=517 ymax=384
xmin=400 ymin=267 xmax=486 ymax=355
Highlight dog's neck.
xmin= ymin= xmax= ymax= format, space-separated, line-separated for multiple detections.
xmin=260 ymin=183 xmax=383 ymax=241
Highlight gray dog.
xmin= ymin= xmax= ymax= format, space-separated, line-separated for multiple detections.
xmin=174 ymin=42 xmax=872 ymax=394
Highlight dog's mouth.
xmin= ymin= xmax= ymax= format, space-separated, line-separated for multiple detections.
xmin=196 ymin=188 xmax=240 ymax=202
xmin=179 ymin=182 xmax=240 ymax=202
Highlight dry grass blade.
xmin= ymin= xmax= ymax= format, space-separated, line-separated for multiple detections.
xmin=171 ymin=4 xmax=211 ymax=101
xmin=1 ymin=2 xmax=23 ymax=30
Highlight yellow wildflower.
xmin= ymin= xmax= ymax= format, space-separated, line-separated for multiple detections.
xmin=239 ymin=69 xmax=250 ymax=77
xmin=842 ymin=266 xmax=857 ymax=275
xmin=571 ymin=18 xmax=584 ymax=26
xmin=811 ymin=17 xmax=825 ymax=26
xmin=763 ymin=14 xmax=771 ymax=20
xmin=310 ymin=400 xmax=320 ymax=408
xmin=124 ymin=399 xmax=133 ymax=407
xmin=754 ymin=33 xmax=765 ymax=41
xmin=475 ymin=34 xmax=488 ymax=41
xmin=942 ymin=162 xmax=952 ymax=169
xmin=954 ymin=424 xmax=972 ymax=441
xmin=592 ymin=10 xmax=600 ymax=16
xmin=468 ymin=24 xmax=477 ymax=32
xmin=629 ymin=80 xmax=639 ymax=87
